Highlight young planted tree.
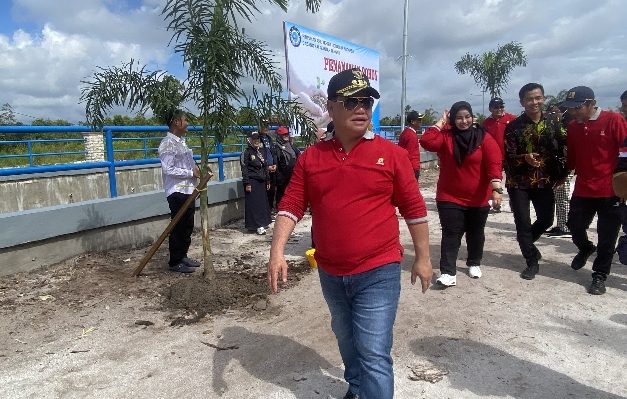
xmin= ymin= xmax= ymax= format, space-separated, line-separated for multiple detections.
xmin=454 ymin=41 xmax=527 ymax=98
xmin=81 ymin=0 xmax=322 ymax=280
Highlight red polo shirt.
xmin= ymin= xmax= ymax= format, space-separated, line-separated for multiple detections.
xmin=482 ymin=113 xmax=516 ymax=160
xmin=567 ymin=109 xmax=627 ymax=198
xmin=398 ymin=127 xmax=420 ymax=171
xmin=277 ymin=133 xmax=428 ymax=276
xmin=421 ymin=126 xmax=502 ymax=207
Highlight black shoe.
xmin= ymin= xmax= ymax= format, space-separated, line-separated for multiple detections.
xmin=343 ymin=391 xmax=358 ymax=399
xmin=169 ymin=262 xmax=195 ymax=273
xmin=521 ymin=264 xmax=539 ymax=280
xmin=182 ymin=257 xmax=201 ymax=267
xmin=547 ymin=228 xmax=572 ymax=238
xmin=571 ymin=246 xmax=596 ymax=270
xmin=589 ymin=276 xmax=606 ymax=295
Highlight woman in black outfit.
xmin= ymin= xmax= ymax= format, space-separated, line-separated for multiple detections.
xmin=240 ymin=131 xmax=272 ymax=235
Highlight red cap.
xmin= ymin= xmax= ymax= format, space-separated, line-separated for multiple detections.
xmin=277 ymin=126 xmax=289 ymax=135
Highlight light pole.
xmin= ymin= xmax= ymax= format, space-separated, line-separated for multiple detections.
xmin=470 ymin=89 xmax=487 ymax=116
xmin=400 ymin=0 xmax=409 ymax=131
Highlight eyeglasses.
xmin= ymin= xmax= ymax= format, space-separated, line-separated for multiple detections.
xmin=493 ymin=105 xmax=505 ymax=109
xmin=332 ymin=96 xmax=374 ymax=111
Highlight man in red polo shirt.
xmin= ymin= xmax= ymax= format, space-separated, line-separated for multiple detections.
xmin=268 ymin=68 xmax=432 ymax=399
xmin=398 ymin=110 xmax=423 ymax=180
xmin=483 ymin=97 xmax=516 ymax=161
xmin=483 ymin=97 xmax=516 ymax=213
xmin=564 ymin=86 xmax=627 ymax=295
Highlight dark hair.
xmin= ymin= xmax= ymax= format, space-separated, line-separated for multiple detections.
xmin=621 ymin=90 xmax=627 ymax=101
xmin=326 ymin=121 xmax=334 ymax=132
xmin=449 ymin=101 xmax=473 ymax=125
xmin=167 ymin=109 xmax=186 ymax=128
xmin=406 ymin=111 xmax=422 ymax=123
xmin=518 ymin=83 xmax=544 ymax=100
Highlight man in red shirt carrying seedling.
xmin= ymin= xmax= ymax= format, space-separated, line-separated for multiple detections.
xmin=268 ymin=68 xmax=432 ymax=399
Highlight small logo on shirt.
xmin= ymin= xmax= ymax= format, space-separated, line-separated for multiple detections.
xmin=251 ymin=155 xmax=256 ymax=160
xmin=376 ymin=157 xmax=385 ymax=165
xmin=600 ymin=130 xmax=605 ymax=136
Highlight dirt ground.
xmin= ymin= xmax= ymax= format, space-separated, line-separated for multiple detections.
xmin=1 ymin=168 xmax=626 ymax=399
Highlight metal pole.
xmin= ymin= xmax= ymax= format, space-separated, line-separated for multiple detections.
xmin=105 ymin=129 xmax=118 ymax=198
xmin=400 ymin=0 xmax=409 ymax=131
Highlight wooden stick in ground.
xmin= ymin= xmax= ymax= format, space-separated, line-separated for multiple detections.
xmin=133 ymin=171 xmax=213 ymax=277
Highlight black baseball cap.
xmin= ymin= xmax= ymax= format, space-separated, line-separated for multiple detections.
xmin=406 ymin=111 xmax=424 ymax=122
xmin=489 ymin=97 xmax=504 ymax=108
xmin=327 ymin=68 xmax=380 ymax=99
xmin=561 ymin=86 xmax=595 ymax=108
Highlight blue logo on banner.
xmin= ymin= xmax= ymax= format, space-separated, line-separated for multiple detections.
xmin=289 ymin=26 xmax=301 ymax=47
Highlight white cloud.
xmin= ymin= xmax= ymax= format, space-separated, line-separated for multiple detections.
xmin=1 ymin=0 xmax=174 ymax=122
xmin=1 ymin=0 xmax=626 ymax=122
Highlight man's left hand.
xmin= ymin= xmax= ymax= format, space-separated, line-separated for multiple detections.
xmin=411 ymin=257 xmax=432 ymax=293
xmin=491 ymin=192 xmax=503 ymax=209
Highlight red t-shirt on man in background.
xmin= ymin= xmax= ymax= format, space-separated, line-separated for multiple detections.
xmin=483 ymin=112 xmax=516 ymax=161
xmin=398 ymin=126 xmax=420 ymax=172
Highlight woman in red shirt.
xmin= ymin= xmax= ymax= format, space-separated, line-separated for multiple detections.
xmin=421 ymin=101 xmax=503 ymax=287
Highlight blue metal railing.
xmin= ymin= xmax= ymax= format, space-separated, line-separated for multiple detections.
xmin=0 ymin=125 xmax=257 ymax=198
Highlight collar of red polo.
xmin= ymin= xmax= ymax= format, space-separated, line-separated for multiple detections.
xmin=324 ymin=130 xmax=375 ymax=141
xmin=588 ymin=107 xmax=601 ymax=121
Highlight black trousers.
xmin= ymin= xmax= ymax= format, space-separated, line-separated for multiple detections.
xmin=275 ymin=174 xmax=292 ymax=208
xmin=567 ymin=196 xmax=621 ymax=279
xmin=166 ymin=192 xmax=195 ymax=267
xmin=267 ymin=171 xmax=277 ymax=211
xmin=437 ymin=202 xmax=490 ymax=275
xmin=508 ymin=187 xmax=554 ymax=266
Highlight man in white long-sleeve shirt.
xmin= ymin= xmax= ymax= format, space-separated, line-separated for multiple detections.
xmin=158 ymin=109 xmax=203 ymax=273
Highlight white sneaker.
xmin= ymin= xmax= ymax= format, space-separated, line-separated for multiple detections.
xmin=436 ymin=274 xmax=456 ymax=287
xmin=256 ymin=227 xmax=267 ymax=235
xmin=468 ymin=266 xmax=482 ymax=279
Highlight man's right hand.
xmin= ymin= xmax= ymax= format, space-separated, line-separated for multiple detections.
xmin=268 ymin=255 xmax=289 ymax=294
xmin=410 ymin=257 xmax=433 ymax=293
xmin=193 ymin=166 xmax=201 ymax=178
xmin=245 ymin=184 xmax=252 ymax=192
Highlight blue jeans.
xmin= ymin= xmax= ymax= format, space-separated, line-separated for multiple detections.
xmin=318 ymin=263 xmax=401 ymax=399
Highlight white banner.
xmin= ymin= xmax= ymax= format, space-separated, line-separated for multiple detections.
xmin=283 ymin=21 xmax=380 ymax=132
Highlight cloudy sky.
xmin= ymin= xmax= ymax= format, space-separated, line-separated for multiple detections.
xmin=1 ymin=0 xmax=626 ymax=124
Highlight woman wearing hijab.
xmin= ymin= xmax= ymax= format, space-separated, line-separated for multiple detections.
xmin=240 ymin=131 xmax=272 ymax=235
xmin=421 ymin=101 xmax=503 ymax=287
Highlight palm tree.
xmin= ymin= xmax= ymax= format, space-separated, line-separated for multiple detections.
xmin=454 ymin=41 xmax=527 ymax=98
xmin=81 ymin=0 xmax=322 ymax=279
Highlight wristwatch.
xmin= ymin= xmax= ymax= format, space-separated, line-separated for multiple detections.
xmin=492 ymin=187 xmax=504 ymax=194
